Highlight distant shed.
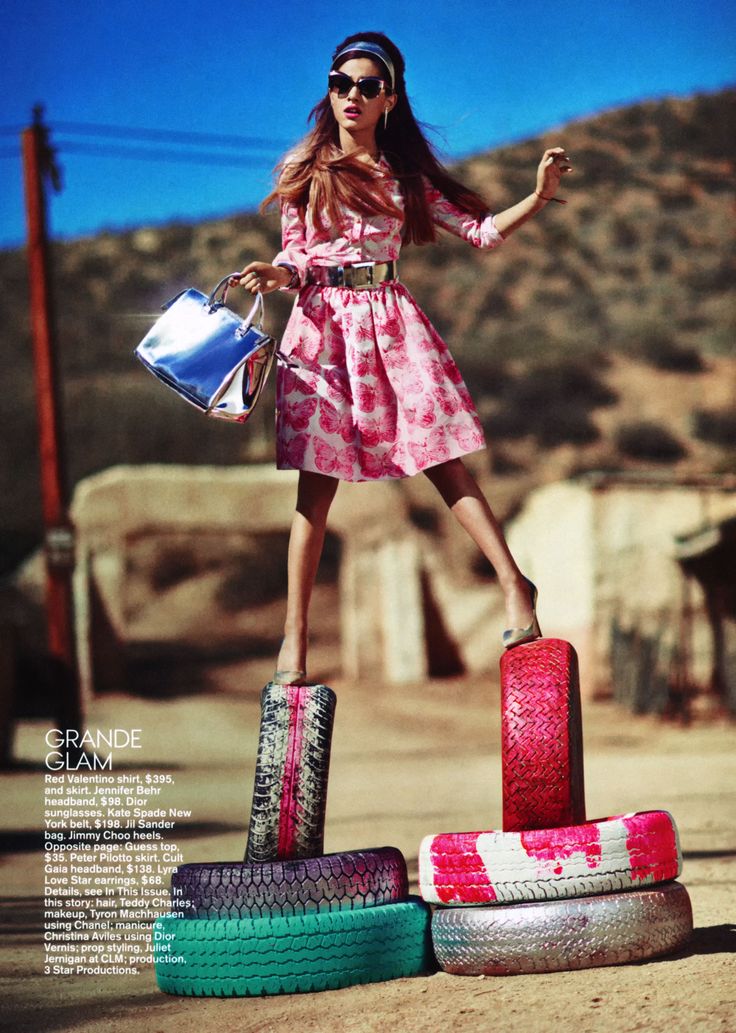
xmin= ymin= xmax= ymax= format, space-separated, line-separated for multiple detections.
xmin=506 ymin=473 xmax=736 ymax=713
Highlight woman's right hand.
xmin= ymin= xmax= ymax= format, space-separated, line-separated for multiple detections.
xmin=229 ymin=261 xmax=292 ymax=294
xmin=535 ymin=147 xmax=572 ymax=200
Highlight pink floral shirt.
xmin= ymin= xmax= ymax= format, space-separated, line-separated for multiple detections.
xmin=273 ymin=161 xmax=503 ymax=283
xmin=271 ymin=160 xmax=502 ymax=482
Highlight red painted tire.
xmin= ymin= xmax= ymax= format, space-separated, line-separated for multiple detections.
xmin=431 ymin=882 xmax=692 ymax=975
xmin=245 ymin=682 xmax=336 ymax=862
xmin=500 ymin=637 xmax=585 ymax=832
xmin=419 ymin=810 xmax=682 ymax=906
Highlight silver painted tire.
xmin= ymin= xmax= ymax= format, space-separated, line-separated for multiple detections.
xmin=432 ymin=881 xmax=692 ymax=975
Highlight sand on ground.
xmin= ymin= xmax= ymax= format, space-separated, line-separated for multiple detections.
xmin=2 ymin=637 xmax=735 ymax=1033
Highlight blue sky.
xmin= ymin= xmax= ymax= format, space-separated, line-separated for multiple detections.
xmin=1 ymin=0 xmax=733 ymax=247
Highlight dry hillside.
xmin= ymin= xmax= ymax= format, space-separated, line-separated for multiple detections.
xmin=1 ymin=88 xmax=734 ymax=571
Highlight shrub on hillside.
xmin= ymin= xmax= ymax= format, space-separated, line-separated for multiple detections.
xmin=486 ymin=359 xmax=614 ymax=447
xmin=650 ymin=249 xmax=672 ymax=273
xmin=635 ymin=326 xmax=705 ymax=371
xmin=615 ymin=421 xmax=687 ymax=462
xmin=569 ymin=146 xmax=628 ymax=185
xmin=684 ymin=258 xmax=736 ymax=294
xmin=156 ymin=222 xmax=196 ymax=252
xmin=689 ymin=90 xmax=736 ymax=160
xmin=611 ymin=215 xmax=640 ymax=249
xmin=489 ymin=447 xmax=526 ymax=476
xmin=535 ymin=407 xmax=600 ymax=447
xmin=658 ymin=188 xmax=696 ymax=211
xmin=461 ymin=356 xmax=509 ymax=397
xmin=692 ymin=408 xmax=736 ymax=448
xmin=508 ymin=360 xmax=617 ymax=410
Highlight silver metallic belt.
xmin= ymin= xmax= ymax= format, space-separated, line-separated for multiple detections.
xmin=305 ymin=261 xmax=398 ymax=289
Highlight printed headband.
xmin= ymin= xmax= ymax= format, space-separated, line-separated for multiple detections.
xmin=331 ymin=41 xmax=396 ymax=90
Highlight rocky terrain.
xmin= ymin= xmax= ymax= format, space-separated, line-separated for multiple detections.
xmin=1 ymin=88 xmax=734 ymax=571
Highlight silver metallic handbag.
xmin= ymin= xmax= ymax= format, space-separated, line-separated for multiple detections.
xmin=134 ymin=273 xmax=276 ymax=423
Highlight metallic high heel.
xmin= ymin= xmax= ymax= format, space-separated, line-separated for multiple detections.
xmin=502 ymin=576 xmax=542 ymax=650
xmin=272 ymin=669 xmax=309 ymax=686
xmin=273 ymin=638 xmax=311 ymax=685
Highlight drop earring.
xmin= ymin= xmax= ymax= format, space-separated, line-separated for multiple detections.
xmin=384 ymin=108 xmax=389 ymax=130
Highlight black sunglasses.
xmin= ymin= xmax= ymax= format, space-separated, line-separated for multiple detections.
xmin=328 ymin=72 xmax=390 ymax=100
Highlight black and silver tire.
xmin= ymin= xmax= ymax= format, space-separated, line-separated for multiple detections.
xmin=245 ymin=681 xmax=336 ymax=862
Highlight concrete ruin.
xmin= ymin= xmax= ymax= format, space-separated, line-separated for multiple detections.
xmin=68 ymin=464 xmax=496 ymax=697
xmin=506 ymin=472 xmax=736 ymax=712
xmin=19 ymin=464 xmax=734 ymax=715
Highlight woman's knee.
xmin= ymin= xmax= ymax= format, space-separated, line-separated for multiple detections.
xmin=424 ymin=457 xmax=484 ymax=507
xmin=296 ymin=470 xmax=339 ymax=517
xmin=424 ymin=457 xmax=463 ymax=486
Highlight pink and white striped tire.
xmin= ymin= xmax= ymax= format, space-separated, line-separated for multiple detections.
xmin=245 ymin=682 xmax=336 ymax=862
xmin=432 ymin=881 xmax=692 ymax=975
xmin=419 ymin=810 xmax=682 ymax=906
xmin=501 ymin=638 xmax=586 ymax=832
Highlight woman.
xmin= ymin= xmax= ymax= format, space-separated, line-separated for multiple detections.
xmin=232 ymin=31 xmax=572 ymax=684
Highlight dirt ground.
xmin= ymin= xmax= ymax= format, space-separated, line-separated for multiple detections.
xmin=2 ymin=639 xmax=735 ymax=1033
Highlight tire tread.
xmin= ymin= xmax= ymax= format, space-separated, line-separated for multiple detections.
xmin=154 ymin=899 xmax=434 ymax=996
xmin=171 ymin=847 xmax=408 ymax=919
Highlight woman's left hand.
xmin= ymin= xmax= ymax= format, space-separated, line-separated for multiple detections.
xmin=536 ymin=147 xmax=573 ymax=200
xmin=229 ymin=261 xmax=292 ymax=295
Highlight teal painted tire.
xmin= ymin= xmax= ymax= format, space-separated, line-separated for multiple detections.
xmin=153 ymin=897 xmax=434 ymax=996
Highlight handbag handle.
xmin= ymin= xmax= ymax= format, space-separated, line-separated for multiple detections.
xmin=208 ymin=273 xmax=265 ymax=328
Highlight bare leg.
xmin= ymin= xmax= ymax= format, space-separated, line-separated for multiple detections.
xmin=424 ymin=457 xmax=536 ymax=631
xmin=275 ymin=470 xmax=339 ymax=676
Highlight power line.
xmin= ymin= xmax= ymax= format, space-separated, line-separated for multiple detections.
xmin=54 ymin=120 xmax=291 ymax=151
xmin=59 ymin=140 xmax=277 ymax=168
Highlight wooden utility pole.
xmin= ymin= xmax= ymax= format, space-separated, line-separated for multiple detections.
xmin=22 ymin=105 xmax=82 ymax=728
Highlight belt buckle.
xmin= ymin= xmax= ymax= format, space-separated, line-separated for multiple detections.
xmin=352 ymin=262 xmax=375 ymax=290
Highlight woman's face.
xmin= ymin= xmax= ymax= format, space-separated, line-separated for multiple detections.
xmin=329 ymin=57 xmax=397 ymax=136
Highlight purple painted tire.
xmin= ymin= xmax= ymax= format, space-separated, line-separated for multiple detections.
xmin=171 ymin=847 xmax=409 ymax=919
xmin=431 ymin=881 xmax=693 ymax=975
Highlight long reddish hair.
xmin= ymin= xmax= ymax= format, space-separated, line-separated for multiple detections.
xmin=262 ymin=31 xmax=490 ymax=245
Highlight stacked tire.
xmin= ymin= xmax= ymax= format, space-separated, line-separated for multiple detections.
xmin=153 ymin=682 xmax=433 ymax=996
xmin=419 ymin=638 xmax=693 ymax=975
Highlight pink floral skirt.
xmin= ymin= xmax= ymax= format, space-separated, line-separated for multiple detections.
xmin=275 ymin=283 xmax=485 ymax=482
